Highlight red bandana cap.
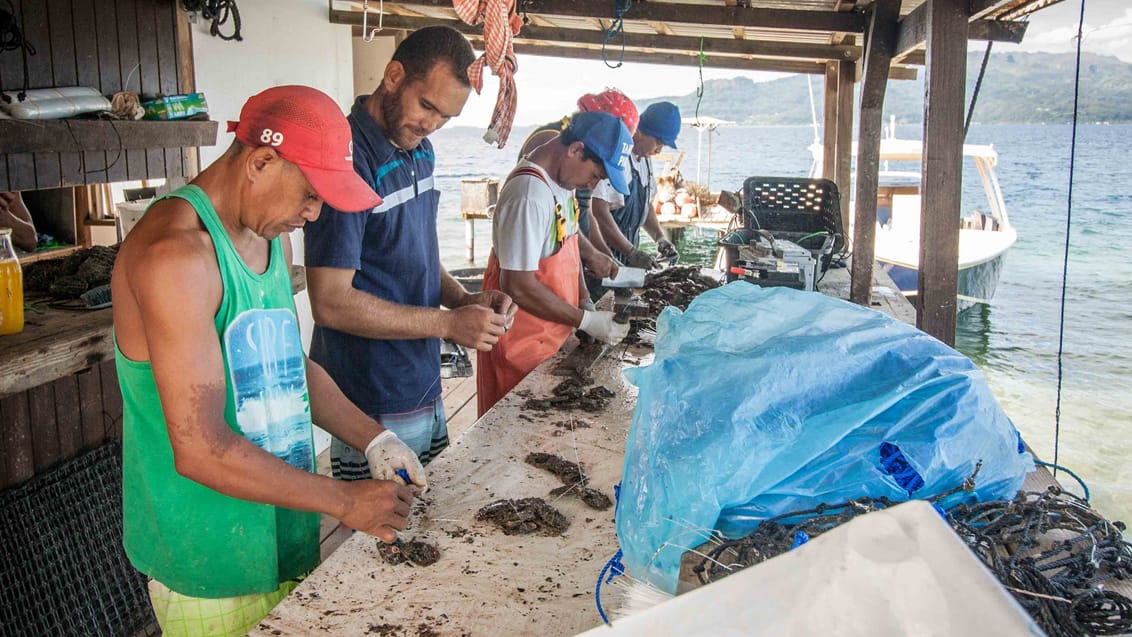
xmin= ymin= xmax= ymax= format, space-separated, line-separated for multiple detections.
xmin=227 ymin=85 xmax=382 ymax=212
xmin=577 ymin=88 xmax=639 ymax=136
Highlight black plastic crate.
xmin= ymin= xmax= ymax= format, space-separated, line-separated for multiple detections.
xmin=742 ymin=177 xmax=845 ymax=254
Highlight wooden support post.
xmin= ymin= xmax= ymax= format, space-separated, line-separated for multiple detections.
xmin=176 ymin=3 xmax=201 ymax=178
xmin=850 ymin=0 xmax=900 ymax=306
xmin=465 ymin=216 xmax=475 ymax=263
xmin=918 ymin=0 xmax=968 ymax=345
xmin=835 ymin=58 xmax=856 ymax=238
xmin=460 ymin=179 xmax=498 ymax=264
xmin=822 ymin=63 xmax=838 ymax=180
xmin=461 ymin=210 xmax=492 ymax=263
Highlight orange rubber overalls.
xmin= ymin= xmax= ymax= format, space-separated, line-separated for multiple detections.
xmin=477 ymin=166 xmax=580 ymax=416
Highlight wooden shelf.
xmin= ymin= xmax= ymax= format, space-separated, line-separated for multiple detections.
xmin=0 ymin=265 xmax=307 ymax=397
xmin=0 ymin=118 xmax=218 ymax=154
xmin=18 ymin=245 xmax=84 ymax=266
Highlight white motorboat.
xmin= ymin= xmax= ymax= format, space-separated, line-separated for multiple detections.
xmin=812 ymin=125 xmax=1016 ymax=309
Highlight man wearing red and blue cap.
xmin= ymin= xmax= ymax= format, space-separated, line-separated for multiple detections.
xmin=592 ymin=101 xmax=683 ymax=270
xmin=112 ymin=85 xmax=421 ymax=637
xmin=476 ymin=110 xmax=634 ymax=415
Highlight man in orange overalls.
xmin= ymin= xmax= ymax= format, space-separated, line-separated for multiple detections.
xmin=477 ymin=111 xmax=633 ymax=415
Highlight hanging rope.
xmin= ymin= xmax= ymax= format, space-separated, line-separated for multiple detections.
xmin=1053 ymin=0 xmax=1087 ymax=475
xmin=180 ymin=0 xmax=243 ymax=42
xmin=963 ymin=41 xmax=992 ymax=139
xmin=455 ymin=0 xmax=522 ymax=148
xmin=601 ymin=0 xmax=631 ymax=68
xmin=694 ymin=36 xmax=706 ymax=123
xmin=0 ymin=0 xmax=35 ymax=102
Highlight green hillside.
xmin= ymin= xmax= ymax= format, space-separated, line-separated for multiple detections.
xmin=641 ymin=52 xmax=1132 ymax=125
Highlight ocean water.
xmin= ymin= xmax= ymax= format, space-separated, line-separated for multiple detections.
xmin=430 ymin=122 xmax=1132 ymax=523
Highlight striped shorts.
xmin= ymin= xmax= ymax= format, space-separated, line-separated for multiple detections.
xmin=331 ymin=398 xmax=448 ymax=481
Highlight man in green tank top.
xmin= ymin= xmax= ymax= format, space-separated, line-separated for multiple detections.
xmin=111 ymin=86 xmax=427 ymax=637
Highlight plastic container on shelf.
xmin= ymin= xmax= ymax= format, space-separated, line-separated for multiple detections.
xmin=116 ymin=199 xmax=152 ymax=238
xmin=0 ymin=228 xmax=25 ymax=335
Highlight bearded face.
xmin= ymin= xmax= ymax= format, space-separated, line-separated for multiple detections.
xmin=378 ymin=63 xmax=471 ymax=150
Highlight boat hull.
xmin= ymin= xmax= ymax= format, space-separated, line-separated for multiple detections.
xmin=879 ymin=251 xmax=1007 ymax=311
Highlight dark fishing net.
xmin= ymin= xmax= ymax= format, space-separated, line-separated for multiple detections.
xmin=0 ymin=443 xmax=158 ymax=637
xmin=694 ymin=475 xmax=1132 ymax=637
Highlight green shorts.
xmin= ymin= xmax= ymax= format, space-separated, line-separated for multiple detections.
xmin=148 ymin=578 xmax=300 ymax=637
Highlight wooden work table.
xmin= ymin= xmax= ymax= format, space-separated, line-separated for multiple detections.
xmin=0 ymin=265 xmax=307 ymax=397
xmin=254 ymin=338 xmax=642 ymax=636
xmin=252 ymin=265 xmax=914 ymax=636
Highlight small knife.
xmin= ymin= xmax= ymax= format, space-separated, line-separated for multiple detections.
xmin=390 ymin=469 xmax=412 ymax=554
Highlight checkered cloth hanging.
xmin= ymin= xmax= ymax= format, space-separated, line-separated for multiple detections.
xmin=454 ymin=0 xmax=522 ymax=148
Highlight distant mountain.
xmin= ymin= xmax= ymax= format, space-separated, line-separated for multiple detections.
xmin=641 ymin=52 xmax=1132 ymax=125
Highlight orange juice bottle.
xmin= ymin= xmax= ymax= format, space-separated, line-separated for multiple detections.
xmin=0 ymin=228 xmax=25 ymax=335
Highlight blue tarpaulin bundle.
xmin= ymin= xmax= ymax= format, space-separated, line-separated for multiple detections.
xmin=616 ymin=283 xmax=1033 ymax=593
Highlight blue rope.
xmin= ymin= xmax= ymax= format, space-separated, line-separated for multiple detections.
xmin=601 ymin=0 xmax=631 ymax=68
xmin=1035 ymin=460 xmax=1091 ymax=502
xmin=878 ymin=442 xmax=925 ymax=494
xmin=594 ymin=482 xmax=626 ymax=624
xmin=595 ymin=549 xmax=625 ymax=624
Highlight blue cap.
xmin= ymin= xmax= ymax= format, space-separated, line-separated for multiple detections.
xmin=568 ymin=111 xmax=633 ymax=196
xmin=639 ymin=102 xmax=681 ymax=148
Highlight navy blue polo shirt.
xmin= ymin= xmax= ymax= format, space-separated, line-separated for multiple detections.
xmin=305 ymin=96 xmax=442 ymax=415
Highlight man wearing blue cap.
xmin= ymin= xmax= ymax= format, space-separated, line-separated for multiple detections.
xmin=476 ymin=111 xmax=634 ymax=415
xmin=591 ymin=101 xmax=682 ymax=270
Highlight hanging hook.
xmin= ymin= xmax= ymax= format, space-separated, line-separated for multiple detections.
xmin=361 ymin=0 xmax=384 ymax=42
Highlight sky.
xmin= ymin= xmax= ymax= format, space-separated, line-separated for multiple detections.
xmin=447 ymin=0 xmax=1132 ymax=129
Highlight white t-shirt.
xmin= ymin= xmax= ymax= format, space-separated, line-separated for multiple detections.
xmin=591 ymin=153 xmax=655 ymax=211
xmin=492 ymin=160 xmax=579 ymax=271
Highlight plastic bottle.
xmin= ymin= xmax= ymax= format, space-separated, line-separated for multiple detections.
xmin=0 ymin=228 xmax=25 ymax=335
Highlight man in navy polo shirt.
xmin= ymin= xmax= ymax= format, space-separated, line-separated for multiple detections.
xmin=305 ymin=26 xmax=514 ymax=482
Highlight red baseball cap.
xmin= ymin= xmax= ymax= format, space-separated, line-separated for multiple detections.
xmin=577 ymin=88 xmax=639 ymax=136
xmin=227 ymin=85 xmax=381 ymax=212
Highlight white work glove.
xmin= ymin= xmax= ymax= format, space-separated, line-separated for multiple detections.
xmin=579 ymin=310 xmax=631 ymax=344
xmin=625 ymin=248 xmax=658 ymax=270
xmin=364 ymin=430 xmax=428 ymax=489
xmin=581 ymin=298 xmax=597 ymax=312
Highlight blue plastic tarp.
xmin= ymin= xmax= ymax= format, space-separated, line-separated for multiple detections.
xmin=616 ymin=283 xmax=1033 ymax=593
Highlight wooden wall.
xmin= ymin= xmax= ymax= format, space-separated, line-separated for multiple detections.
xmin=0 ymin=0 xmax=194 ymax=191
xmin=0 ymin=361 xmax=122 ymax=491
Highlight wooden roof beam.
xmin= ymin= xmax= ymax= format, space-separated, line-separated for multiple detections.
xmin=464 ymin=39 xmax=918 ymax=79
xmin=493 ymin=42 xmax=833 ymax=75
xmin=375 ymin=0 xmax=867 ymax=33
xmin=331 ymin=10 xmax=863 ymax=62
xmin=894 ymin=3 xmax=1028 ymax=62
xmin=969 ymin=0 xmax=1047 ymax=21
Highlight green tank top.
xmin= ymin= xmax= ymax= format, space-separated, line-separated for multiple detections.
xmin=116 ymin=184 xmax=319 ymax=598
